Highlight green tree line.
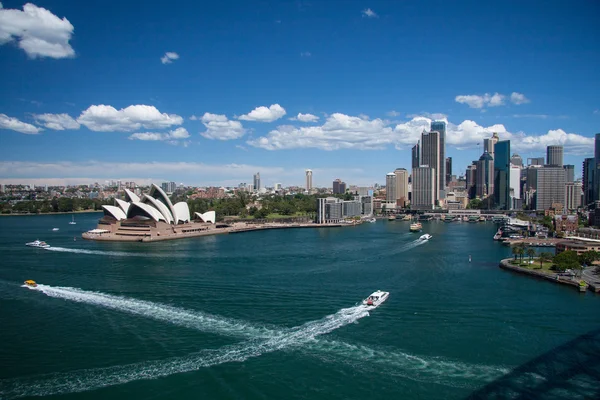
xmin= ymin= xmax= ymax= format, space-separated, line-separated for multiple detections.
xmin=0 ymin=198 xmax=113 ymax=214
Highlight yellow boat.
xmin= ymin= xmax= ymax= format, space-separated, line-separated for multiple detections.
xmin=24 ymin=280 xmax=37 ymax=287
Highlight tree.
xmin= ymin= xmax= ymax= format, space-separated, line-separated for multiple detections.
xmin=578 ymin=250 xmax=600 ymax=267
xmin=526 ymin=248 xmax=536 ymax=263
xmin=551 ymin=250 xmax=579 ymax=272
xmin=515 ymin=243 xmax=526 ymax=263
xmin=512 ymin=246 xmax=519 ymax=261
xmin=539 ymin=252 xmax=553 ymax=269
xmin=467 ymin=199 xmax=483 ymax=210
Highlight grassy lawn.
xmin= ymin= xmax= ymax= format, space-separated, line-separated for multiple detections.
xmin=510 ymin=258 xmax=555 ymax=272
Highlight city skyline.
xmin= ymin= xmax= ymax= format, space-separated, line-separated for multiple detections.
xmin=1 ymin=1 xmax=599 ymax=186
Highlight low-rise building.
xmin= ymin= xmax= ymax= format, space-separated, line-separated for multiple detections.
xmin=554 ymin=215 xmax=578 ymax=235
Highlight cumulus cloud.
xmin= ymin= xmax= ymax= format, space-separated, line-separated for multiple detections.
xmin=128 ymin=127 xmax=190 ymax=143
xmin=406 ymin=112 xmax=448 ymax=120
xmin=33 ymin=113 xmax=80 ymax=130
xmin=247 ymin=112 xmax=593 ymax=155
xmin=200 ymin=113 xmax=246 ymax=140
xmin=455 ymin=93 xmax=506 ymax=109
xmin=77 ymin=105 xmax=183 ymax=132
xmin=238 ymin=104 xmax=286 ymax=122
xmin=510 ymin=92 xmax=530 ymax=105
xmin=290 ymin=113 xmax=319 ymax=122
xmin=161 ymin=52 xmax=179 ymax=64
xmin=362 ymin=8 xmax=377 ymax=18
xmin=0 ymin=3 xmax=75 ymax=58
xmin=0 ymin=113 xmax=42 ymax=134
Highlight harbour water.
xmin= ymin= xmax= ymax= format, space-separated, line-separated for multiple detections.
xmin=0 ymin=213 xmax=598 ymax=399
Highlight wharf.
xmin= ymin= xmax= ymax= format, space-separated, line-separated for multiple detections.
xmin=501 ymin=238 xmax=561 ymax=247
xmin=499 ymin=259 xmax=589 ymax=293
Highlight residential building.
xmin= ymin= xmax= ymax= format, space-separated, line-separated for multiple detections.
xmin=316 ymin=197 xmax=343 ymax=224
xmin=412 ymin=166 xmax=435 ymax=210
xmin=565 ymin=181 xmax=582 ymax=210
xmin=493 ymin=140 xmax=511 ymax=210
xmin=546 ymin=145 xmax=564 ymax=166
xmin=342 ymin=200 xmax=362 ymax=218
xmin=253 ymin=173 xmax=261 ymax=192
xmin=411 ymin=141 xmax=420 ymax=170
xmin=510 ymin=153 xmax=523 ymax=168
xmin=394 ymin=168 xmax=409 ymax=207
xmin=420 ymin=130 xmax=441 ymax=201
xmin=161 ymin=181 xmax=176 ymax=193
xmin=431 ymin=120 xmax=447 ymax=198
xmin=305 ymin=169 xmax=313 ymax=191
xmin=563 ymin=165 xmax=575 ymax=183
xmin=385 ymin=173 xmax=396 ymax=204
xmin=445 ymin=157 xmax=452 ymax=186
xmin=535 ymin=167 xmax=566 ymax=211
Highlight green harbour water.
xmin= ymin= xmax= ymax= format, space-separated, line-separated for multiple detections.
xmin=0 ymin=213 xmax=598 ymax=399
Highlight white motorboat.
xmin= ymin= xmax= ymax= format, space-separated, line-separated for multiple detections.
xmin=26 ymin=240 xmax=50 ymax=249
xmin=362 ymin=290 xmax=389 ymax=307
xmin=419 ymin=234 xmax=432 ymax=241
xmin=52 ymin=228 xmax=59 ymax=231
xmin=69 ymin=215 xmax=76 ymax=225
xmin=368 ymin=218 xmax=376 ymax=223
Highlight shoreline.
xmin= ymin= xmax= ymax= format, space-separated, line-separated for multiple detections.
xmin=499 ymin=258 xmax=591 ymax=293
xmin=0 ymin=210 xmax=103 ymax=217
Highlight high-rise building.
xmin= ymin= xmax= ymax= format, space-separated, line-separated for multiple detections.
xmin=595 ymin=133 xmax=600 ymax=203
xmin=565 ymin=182 xmax=582 ymax=210
xmin=161 ymin=181 xmax=176 ymax=193
xmin=528 ymin=157 xmax=545 ymax=166
xmin=483 ymin=132 xmax=499 ymax=159
xmin=510 ymin=165 xmax=521 ymax=209
xmin=563 ymin=165 xmax=575 ymax=183
xmin=332 ymin=179 xmax=346 ymax=194
xmin=583 ymin=158 xmax=595 ymax=205
xmin=445 ymin=157 xmax=452 ymax=186
xmin=535 ymin=167 xmax=566 ymax=210
xmin=430 ymin=121 xmax=446 ymax=198
xmin=420 ymin=130 xmax=441 ymax=201
xmin=494 ymin=140 xmax=511 ymax=210
xmin=274 ymin=183 xmax=282 ymax=191
xmin=546 ymin=145 xmax=564 ymax=166
xmin=466 ymin=163 xmax=477 ymax=199
xmin=476 ymin=150 xmax=494 ymax=199
xmin=385 ymin=173 xmax=396 ymax=204
xmin=394 ymin=168 xmax=409 ymax=207
xmin=411 ymin=141 xmax=420 ymax=170
xmin=510 ymin=153 xmax=524 ymax=168
xmin=253 ymin=173 xmax=261 ymax=192
xmin=412 ymin=167 xmax=435 ymax=210
xmin=305 ymin=169 xmax=313 ymax=191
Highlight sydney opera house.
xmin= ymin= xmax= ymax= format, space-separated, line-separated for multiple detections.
xmin=82 ymin=184 xmax=221 ymax=242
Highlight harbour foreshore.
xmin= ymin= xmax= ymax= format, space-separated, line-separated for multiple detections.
xmin=499 ymin=258 xmax=590 ymax=293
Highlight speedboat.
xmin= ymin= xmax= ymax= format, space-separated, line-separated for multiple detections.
xmin=52 ymin=228 xmax=59 ymax=231
xmin=25 ymin=240 xmax=50 ymax=248
xmin=368 ymin=218 xmax=376 ymax=223
xmin=24 ymin=280 xmax=37 ymax=287
xmin=419 ymin=234 xmax=432 ymax=241
xmin=363 ymin=290 xmax=389 ymax=307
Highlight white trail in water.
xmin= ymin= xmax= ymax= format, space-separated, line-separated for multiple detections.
xmin=45 ymin=247 xmax=148 ymax=257
xmin=0 ymin=305 xmax=370 ymax=398
xmin=1 ymin=286 xmax=510 ymax=398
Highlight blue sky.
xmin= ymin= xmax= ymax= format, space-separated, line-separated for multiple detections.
xmin=0 ymin=0 xmax=599 ymax=187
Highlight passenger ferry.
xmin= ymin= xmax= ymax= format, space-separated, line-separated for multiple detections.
xmin=409 ymin=222 xmax=422 ymax=232
xmin=24 ymin=280 xmax=37 ymax=287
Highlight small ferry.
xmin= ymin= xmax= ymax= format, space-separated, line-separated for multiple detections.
xmin=409 ymin=222 xmax=422 ymax=232
xmin=402 ymin=214 xmax=412 ymax=221
xmin=419 ymin=233 xmax=432 ymax=241
xmin=25 ymin=240 xmax=50 ymax=248
xmin=363 ymin=290 xmax=390 ymax=307
xmin=24 ymin=280 xmax=37 ymax=287
xmin=388 ymin=216 xmax=395 ymax=221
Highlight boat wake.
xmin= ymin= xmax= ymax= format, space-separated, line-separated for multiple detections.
xmin=45 ymin=247 xmax=147 ymax=257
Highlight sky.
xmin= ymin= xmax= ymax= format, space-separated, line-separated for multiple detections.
xmin=0 ymin=0 xmax=599 ymax=187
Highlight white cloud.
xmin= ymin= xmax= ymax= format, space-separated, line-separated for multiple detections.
xmin=247 ymin=112 xmax=593 ymax=155
xmin=77 ymin=105 xmax=183 ymax=132
xmin=512 ymin=114 xmax=548 ymax=119
xmin=300 ymin=51 xmax=311 ymax=57
xmin=161 ymin=52 xmax=179 ymax=64
xmin=33 ymin=113 xmax=80 ymax=130
xmin=189 ymin=115 xmax=199 ymax=120
xmin=510 ymin=92 xmax=530 ymax=105
xmin=290 ymin=113 xmax=319 ymax=122
xmin=488 ymin=93 xmax=505 ymax=107
xmin=386 ymin=110 xmax=400 ymax=117
xmin=362 ymin=8 xmax=377 ymax=18
xmin=238 ymin=104 xmax=286 ymax=122
xmin=0 ymin=113 xmax=42 ymax=134
xmin=406 ymin=112 xmax=448 ymax=120
xmin=128 ymin=127 xmax=190 ymax=143
xmin=200 ymin=113 xmax=246 ymax=140
xmin=455 ymin=93 xmax=506 ymax=109
xmin=0 ymin=3 xmax=75 ymax=59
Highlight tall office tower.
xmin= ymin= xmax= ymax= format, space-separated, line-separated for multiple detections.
xmin=430 ymin=121 xmax=447 ymax=198
xmin=546 ymin=145 xmax=564 ymax=166
xmin=333 ymin=179 xmax=345 ymax=194
xmin=565 ymin=182 xmax=583 ymax=210
xmin=510 ymin=153 xmax=524 ymax=168
xmin=476 ymin=150 xmax=494 ymax=198
xmin=510 ymin=165 xmax=521 ymax=209
xmin=385 ymin=173 xmax=396 ymax=204
xmin=466 ymin=163 xmax=477 ymax=199
xmin=494 ymin=140 xmax=511 ymax=210
xmin=394 ymin=168 xmax=409 ymax=207
xmin=583 ymin=158 xmax=595 ymax=205
xmin=445 ymin=157 xmax=452 ymax=186
xmin=563 ymin=165 xmax=575 ymax=183
xmin=595 ymin=133 xmax=600 ymax=202
xmin=411 ymin=141 xmax=420 ymax=169
xmin=420 ymin=130 xmax=441 ymax=201
xmin=340 ymin=181 xmax=346 ymax=194
xmin=412 ymin=167 xmax=436 ymax=210
xmin=305 ymin=169 xmax=313 ymax=191
xmin=528 ymin=157 xmax=545 ymax=166
xmin=253 ymin=173 xmax=261 ymax=192
xmin=535 ymin=167 xmax=566 ymax=210
xmin=483 ymin=132 xmax=499 ymax=159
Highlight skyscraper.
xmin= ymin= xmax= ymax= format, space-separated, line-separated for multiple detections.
xmin=483 ymin=132 xmax=499 ymax=159
xmin=595 ymin=133 xmax=600 ymax=202
xmin=412 ymin=167 xmax=435 ymax=210
xmin=332 ymin=179 xmax=346 ymax=194
xmin=385 ymin=173 xmax=396 ymax=204
xmin=565 ymin=182 xmax=582 ymax=210
xmin=535 ymin=167 xmax=566 ymax=210
xmin=420 ymin=130 xmax=440 ymax=201
xmin=546 ymin=145 xmax=564 ymax=166
xmin=430 ymin=121 xmax=446 ymax=198
xmin=528 ymin=157 xmax=545 ymax=166
xmin=411 ymin=141 xmax=420 ymax=170
xmin=253 ymin=173 xmax=261 ymax=192
xmin=583 ymin=158 xmax=595 ymax=206
xmin=510 ymin=153 xmax=523 ymax=168
xmin=493 ymin=140 xmax=511 ymax=210
xmin=394 ymin=168 xmax=409 ymax=207
xmin=466 ymin=163 xmax=477 ymax=199
xmin=563 ymin=165 xmax=575 ymax=183
xmin=476 ymin=150 xmax=494 ymax=199
xmin=445 ymin=157 xmax=452 ymax=186
xmin=305 ymin=169 xmax=313 ymax=191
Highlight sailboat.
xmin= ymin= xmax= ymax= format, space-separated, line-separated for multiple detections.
xmin=69 ymin=215 xmax=76 ymax=225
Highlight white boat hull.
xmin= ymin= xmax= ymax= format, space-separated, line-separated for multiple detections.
xmin=362 ymin=291 xmax=390 ymax=308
